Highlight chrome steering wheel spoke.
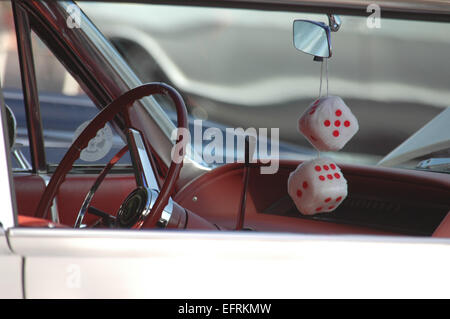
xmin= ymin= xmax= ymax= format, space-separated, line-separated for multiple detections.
xmin=126 ymin=128 xmax=173 ymax=228
xmin=126 ymin=128 xmax=160 ymax=192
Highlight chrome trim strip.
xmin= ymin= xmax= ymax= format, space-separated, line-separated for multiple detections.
xmin=40 ymin=175 xmax=59 ymax=224
xmin=11 ymin=147 xmax=32 ymax=171
xmin=7 ymin=227 xmax=450 ymax=255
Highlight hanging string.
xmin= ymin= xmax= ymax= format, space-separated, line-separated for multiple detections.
xmin=316 ymin=60 xmax=325 ymax=158
xmin=315 ymin=58 xmax=329 ymax=158
xmin=325 ymin=58 xmax=329 ymax=97
xmin=318 ymin=59 xmax=323 ymax=98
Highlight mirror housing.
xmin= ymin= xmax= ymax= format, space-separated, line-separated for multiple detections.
xmin=293 ymin=20 xmax=332 ymax=58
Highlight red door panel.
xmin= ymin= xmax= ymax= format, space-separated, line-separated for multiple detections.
xmin=13 ymin=175 xmax=46 ymax=217
xmin=56 ymin=174 xmax=136 ymax=226
xmin=14 ymin=173 xmax=136 ymax=226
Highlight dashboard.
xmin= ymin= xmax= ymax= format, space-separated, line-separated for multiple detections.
xmin=175 ymin=160 xmax=450 ymax=236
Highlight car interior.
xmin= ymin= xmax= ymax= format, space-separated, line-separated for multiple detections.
xmin=3 ymin=1 xmax=450 ymax=238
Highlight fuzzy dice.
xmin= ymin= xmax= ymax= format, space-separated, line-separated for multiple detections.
xmin=298 ymin=96 xmax=359 ymax=151
xmin=287 ymin=158 xmax=347 ymax=215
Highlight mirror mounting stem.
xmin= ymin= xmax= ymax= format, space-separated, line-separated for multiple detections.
xmin=328 ymin=14 xmax=341 ymax=32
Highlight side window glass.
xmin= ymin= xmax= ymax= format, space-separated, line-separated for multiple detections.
xmin=0 ymin=2 xmax=32 ymax=170
xmin=30 ymin=31 xmax=130 ymax=166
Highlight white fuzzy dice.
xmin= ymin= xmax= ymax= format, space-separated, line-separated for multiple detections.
xmin=288 ymin=158 xmax=347 ymax=215
xmin=298 ymin=96 xmax=359 ymax=151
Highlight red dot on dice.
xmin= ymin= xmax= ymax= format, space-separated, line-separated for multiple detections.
xmin=336 ymin=109 xmax=342 ymax=116
xmin=309 ymin=110 xmax=315 ymax=115
xmin=327 ymin=174 xmax=333 ymax=180
xmin=325 ymin=197 xmax=331 ymax=203
xmin=334 ymin=120 xmax=341 ymax=127
xmin=297 ymin=189 xmax=302 ymax=198
xmin=334 ymin=173 xmax=340 ymax=179
xmin=330 ymin=163 xmax=336 ymax=170
xmin=310 ymin=135 xmax=317 ymax=141
xmin=323 ymin=165 xmax=329 ymax=170
xmin=302 ymin=181 xmax=308 ymax=189
xmin=316 ymin=207 xmax=322 ymax=212
xmin=328 ymin=206 xmax=335 ymax=210
xmin=336 ymin=196 xmax=342 ymax=202
xmin=324 ymin=120 xmax=331 ymax=127
xmin=333 ymin=130 xmax=339 ymax=137
xmin=319 ymin=175 xmax=325 ymax=181
xmin=315 ymin=165 xmax=321 ymax=172
xmin=344 ymin=120 xmax=350 ymax=127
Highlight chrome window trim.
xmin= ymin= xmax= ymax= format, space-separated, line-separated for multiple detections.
xmin=11 ymin=168 xmax=32 ymax=174
xmin=11 ymin=147 xmax=32 ymax=171
xmin=40 ymin=175 xmax=60 ymax=224
xmin=12 ymin=2 xmax=47 ymax=174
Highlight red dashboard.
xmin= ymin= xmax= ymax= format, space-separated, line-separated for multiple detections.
xmin=13 ymin=160 xmax=450 ymax=237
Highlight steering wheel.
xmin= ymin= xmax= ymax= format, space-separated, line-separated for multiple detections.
xmin=34 ymin=83 xmax=188 ymax=229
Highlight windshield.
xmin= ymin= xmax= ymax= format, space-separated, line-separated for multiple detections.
xmin=80 ymin=2 xmax=450 ymax=172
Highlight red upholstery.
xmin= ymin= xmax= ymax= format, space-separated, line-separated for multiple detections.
xmin=13 ymin=175 xmax=46 ymax=217
xmin=18 ymin=215 xmax=66 ymax=228
xmin=14 ymin=173 xmax=136 ymax=227
xmin=56 ymin=174 xmax=136 ymax=226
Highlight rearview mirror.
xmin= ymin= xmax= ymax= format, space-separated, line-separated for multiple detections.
xmin=293 ymin=20 xmax=332 ymax=58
